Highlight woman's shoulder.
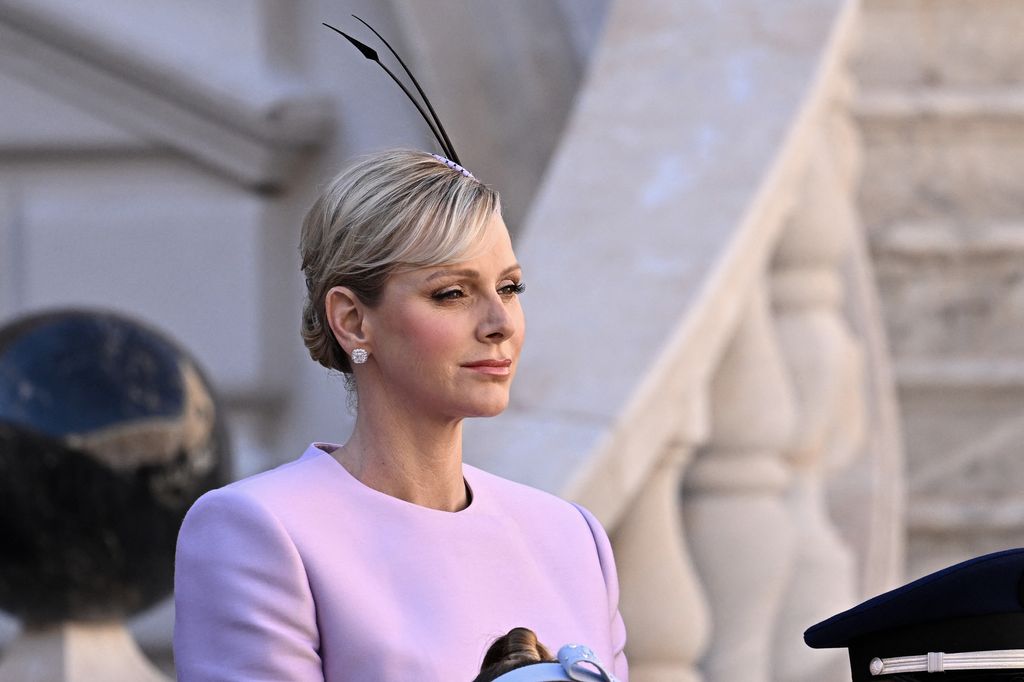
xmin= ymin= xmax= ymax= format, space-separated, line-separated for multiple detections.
xmin=465 ymin=464 xmax=573 ymax=511
xmin=184 ymin=443 xmax=337 ymax=524
xmin=464 ymin=464 xmax=610 ymax=547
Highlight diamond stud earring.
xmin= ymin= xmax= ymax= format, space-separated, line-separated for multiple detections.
xmin=351 ymin=348 xmax=369 ymax=365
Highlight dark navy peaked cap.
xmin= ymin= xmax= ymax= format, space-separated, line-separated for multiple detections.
xmin=805 ymin=548 xmax=1024 ymax=680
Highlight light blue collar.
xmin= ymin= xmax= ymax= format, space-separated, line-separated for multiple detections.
xmin=490 ymin=644 xmax=619 ymax=682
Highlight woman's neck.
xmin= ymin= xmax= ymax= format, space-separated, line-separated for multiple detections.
xmin=336 ymin=399 xmax=468 ymax=512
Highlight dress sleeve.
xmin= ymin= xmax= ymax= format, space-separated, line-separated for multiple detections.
xmin=572 ymin=503 xmax=629 ymax=681
xmin=173 ymin=487 xmax=324 ymax=681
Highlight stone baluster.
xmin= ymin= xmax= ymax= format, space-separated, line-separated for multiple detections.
xmin=683 ymin=286 xmax=797 ymax=682
xmin=768 ymin=133 xmax=865 ymax=682
xmin=616 ymin=393 xmax=711 ymax=682
xmin=825 ymin=67 xmax=905 ymax=594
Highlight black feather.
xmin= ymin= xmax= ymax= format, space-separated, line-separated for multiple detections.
xmin=322 ymin=22 xmax=378 ymax=61
xmin=322 ymin=20 xmax=454 ymax=161
xmin=350 ymin=15 xmax=460 ymax=165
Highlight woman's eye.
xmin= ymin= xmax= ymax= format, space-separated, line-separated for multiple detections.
xmin=431 ymin=288 xmax=465 ymax=301
xmin=499 ymin=281 xmax=526 ymax=297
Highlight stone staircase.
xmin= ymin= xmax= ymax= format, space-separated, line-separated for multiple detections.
xmin=855 ymin=0 xmax=1024 ymax=578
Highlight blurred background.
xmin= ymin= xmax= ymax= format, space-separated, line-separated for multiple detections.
xmin=1 ymin=0 xmax=1021 ymax=680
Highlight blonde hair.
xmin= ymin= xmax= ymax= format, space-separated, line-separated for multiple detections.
xmin=300 ymin=149 xmax=501 ymax=373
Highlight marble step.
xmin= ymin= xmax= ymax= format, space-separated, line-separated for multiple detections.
xmin=869 ymin=219 xmax=1024 ymax=259
xmin=908 ymin=494 xmax=1024 ymax=577
xmin=865 ymin=222 xmax=1024 ymax=362
xmin=859 ymin=0 xmax=1024 ymax=89
xmin=895 ymin=375 xmax=1024 ymax=576
xmin=909 ymin=498 xmax=1024 ymax=533
xmin=857 ymin=89 xmax=1024 ymax=123
xmin=895 ymin=358 xmax=1024 ymax=390
xmin=906 ymin=498 xmax=1024 ymax=579
xmin=900 ymin=381 xmax=1024 ymax=497
xmin=856 ymin=89 xmax=1024 ymax=228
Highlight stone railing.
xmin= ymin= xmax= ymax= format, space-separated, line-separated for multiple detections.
xmin=465 ymin=0 xmax=905 ymax=680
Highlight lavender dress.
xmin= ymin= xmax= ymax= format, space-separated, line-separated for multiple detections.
xmin=173 ymin=443 xmax=628 ymax=680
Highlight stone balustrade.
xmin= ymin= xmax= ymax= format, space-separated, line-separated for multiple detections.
xmin=465 ymin=0 xmax=904 ymax=679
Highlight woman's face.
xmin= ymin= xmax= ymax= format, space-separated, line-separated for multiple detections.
xmin=362 ymin=211 xmax=525 ymax=421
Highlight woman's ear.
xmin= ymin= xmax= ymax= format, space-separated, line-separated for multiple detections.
xmin=324 ymin=286 xmax=371 ymax=356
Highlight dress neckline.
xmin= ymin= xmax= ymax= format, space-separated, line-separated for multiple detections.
xmin=306 ymin=442 xmax=482 ymax=518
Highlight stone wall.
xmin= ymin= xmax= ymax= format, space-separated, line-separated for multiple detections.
xmin=856 ymin=0 xmax=1024 ymax=578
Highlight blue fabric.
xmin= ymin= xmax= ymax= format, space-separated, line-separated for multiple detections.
xmin=805 ymin=548 xmax=1024 ymax=648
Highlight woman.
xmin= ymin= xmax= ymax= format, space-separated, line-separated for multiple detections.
xmin=173 ymin=150 xmax=628 ymax=680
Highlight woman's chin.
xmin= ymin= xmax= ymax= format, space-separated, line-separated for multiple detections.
xmin=462 ymin=395 xmax=511 ymax=419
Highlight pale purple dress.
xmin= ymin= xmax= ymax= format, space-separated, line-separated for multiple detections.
xmin=173 ymin=443 xmax=629 ymax=680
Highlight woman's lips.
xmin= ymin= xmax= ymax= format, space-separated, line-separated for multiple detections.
xmin=462 ymin=359 xmax=512 ymax=375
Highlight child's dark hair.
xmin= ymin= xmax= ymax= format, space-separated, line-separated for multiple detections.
xmin=472 ymin=627 xmax=555 ymax=682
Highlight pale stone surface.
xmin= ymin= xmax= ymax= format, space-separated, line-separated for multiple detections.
xmin=616 ymin=444 xmax=709 ymax=682
xmin=856 ymin=0 xmax=1024 ymax=584
xmin=858 ymin=0 xmax=1024 ymax=88
xmin=129 ymin=599 xmax=174 ymax=676
xmin=685 ymin=287 xmax=796 ymax=682
xmin=908 ymin=527 xmax=1024 ymax=583
xmin=831 ymin=220 xmax=906 ymax=597
xmin=0 ymin=622 xmax=167 ymax=682
xmin=860 ymin=49 xmax=1024 ymax=577
xmin=0 ymin=9 xmax=329 ymax=188
xmin=4 ymin=0 xmax=272 ymax=78
xmin=0 ymin=71 xmax=143 ymax=151
xmin=770 ymin=141 xmax=863 ymax=682
xmin=901 ymin=384 xmax=1024 ymax=503
xmin=0 ymin=617 xmax=14 ymax=657
xmin=555 ymin=0 xmax=612 ymax=64
xmin=391 ymin=0 xmax=594 ymax=230
xmin=858 ymin=110 xmax=1024 ymax=228
xmin=13 ymin=162 xmax=275 ymax=398
xmin=872 ymin=225 xmax=1024 ymax=361
xmin=464 ymin=411 xmax=606 ymax=503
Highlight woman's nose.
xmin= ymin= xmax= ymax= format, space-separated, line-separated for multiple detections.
xmin=478 ymin=295 xmax=517 ymax=342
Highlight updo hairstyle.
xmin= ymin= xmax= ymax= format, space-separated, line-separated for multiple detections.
xmin=472 ymin=627 xmax=555 ymax=682
xmin=300 ymin=149 xmax=501 ymax=373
